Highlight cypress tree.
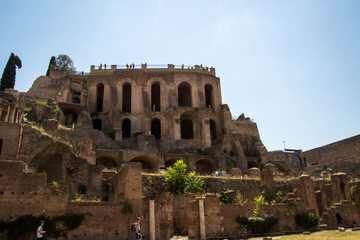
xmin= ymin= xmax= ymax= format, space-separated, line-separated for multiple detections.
xmin=0 ymin=53 xmax=22 ymax=91
xmin=46 ymin=56 xmax=56 ymax=76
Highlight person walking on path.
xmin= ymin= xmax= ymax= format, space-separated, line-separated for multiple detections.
xmin=134 ymin=217 xmax=142 ymax=240
xmin=37 ymin=220 xmax=46 ymax=239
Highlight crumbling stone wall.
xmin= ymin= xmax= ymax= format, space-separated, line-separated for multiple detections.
xmin=304 ymin=134 xmax=360 ymax=176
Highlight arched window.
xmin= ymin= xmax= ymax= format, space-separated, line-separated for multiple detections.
xmin=96 ymin=83 xmax=104 ymax=112
xmin=210 ymin=119 xmax=216 ymax=139
xmin=178 ymin=82 xmax=192 ymax=107
xmin=151 ymin=118 xmax=161 ymax=139
xmin=205 ymin=84 xmax=214 ymax=110
xmin=122 ymin=83 xmax=131 ymax=113
xmin=181 ymin=115 xmax=194 ymax=139
xmin=151 ymin=83 xmax=160 ymax=111
xmin=122 ymin=118 xmax=131 ymax=139
xmin=92 ymin=119 xmax=102 ymax=130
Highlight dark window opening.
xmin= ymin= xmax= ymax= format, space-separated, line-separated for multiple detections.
xmin=64 ymin=113 xmax=78 ymax=127
xmin=122 ymin=83 xmax=131 ymax=113
xmin=205 ymin=84 xmax=214 ymax=110
xmin=92 ymin=119 xmax=102 ymax=130
xmin=96 ymin=83 xmax=104 ymax=112
xmin=72 ymin=91 xmax=81 ymax=104
xmin=151 ymin=118 xmax=161 ymax=139
xmin=210 ymin=119 xmax=216 ymax=139
xmin=196 ymin=160 xmax=214 ymax=175
xmin=151 ymin=83 xmax=161 ymax=111
xmin=122 ymin=118 xmax=131 ymax=139
xmin=181 ymin=118 xmax=194 ymax=139
xmin=178 ymin=83 xmax=192 ymax=107
xmin=0 ymin=139 xmax=2 ymax=155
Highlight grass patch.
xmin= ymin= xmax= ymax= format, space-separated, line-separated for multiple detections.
xmin=250 ymin=229 xmax=360 ymax=240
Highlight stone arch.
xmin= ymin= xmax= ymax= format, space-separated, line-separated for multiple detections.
xmin=96 ymin=83 xmax=104 ymax=112
xmin=30 ymin=145 xmax=68 ymax=184
xmin=178 ymin=82 xmax=192 ymax=107
xmin=180 ymin=113 xmax=194 ymax=139
xmin=151 ymin=82 xmax=161 ymax=111
xmin=96 ymin=154 xmax=120 ymax=169
xmin=151 ymin=118 xmax=161 ymax=140
xmin=130 ymin=155 xmax=157 ymax=171
xmin=195 ymin=159 xmax=216 ymax=175
xmin=292 ymin=154 xmax=303 ymax=168
xmin=122 ymin=118 xmax=131 ymax=139
xmin=164 ymin=158 xmax=180 ymax=169
xmin=122 ymin=83 xmax=132 ymax=113
xmin=205 ymin=84 xmax=214 ymax=110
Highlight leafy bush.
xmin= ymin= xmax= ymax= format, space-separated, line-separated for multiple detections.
xmin=236 ymin=216 xmax=279 ymax=234
xmin=36 ymin=100 xmax=48 ymax=106
xmin=218 ymin=189 xmax=234 ymax=205
xmin=253 ymin=195 xmax=266 ymax=217
xmin=350 ymin=185 xmax=356 ymax=201
xmin=164 ymin=160 xmax=204 ymax=195
xmin=229 ymin=150 xmax=234 ymax=156
xmin=107 ymin=129 xmax=117 ymax=139
xmin=234 ymin=190 xmax=248 ymax=206
xmin=295 ymin=212 xmax=320 ymax=229
xmin=121 ymin=202 xmax=133 ymax=214
xmin=184 ymin=172 xmax=204 ymax=194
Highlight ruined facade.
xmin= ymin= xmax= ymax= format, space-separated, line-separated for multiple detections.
xmin=0 ymin=63 xmax=359 ymax=239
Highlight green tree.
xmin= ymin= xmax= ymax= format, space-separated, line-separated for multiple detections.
xmin=0 ymin=53 xmax=22 ymax=91
xmin=184 ymin=171 xmax=204 ymax=194
xmin=253 ymin=195 xmax=266 ymax=217
xmin=46 ymin=56 xmax=56 ymax=76
xmin=56 ymin=54 xmax=75 ymax=72
xmin=164 ymin=160 xmax=188 ymax=195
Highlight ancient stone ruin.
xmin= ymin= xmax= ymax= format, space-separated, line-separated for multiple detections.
xmin=0 ymin=63 xmax=359 ymax=239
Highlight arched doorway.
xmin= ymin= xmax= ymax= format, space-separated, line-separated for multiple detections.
xmin=122 ymin=83 xmax=131 ymax=113
xmin=178 ymin=82 xmax=192 ymax=107
xmin=96 ymin=83 xmax=104 ymax=112
xmin=205 ymin=84 xmax=214 ymax=110
xmin=151 ymin=118 xmax=161 ymax=140
xmin=151 ymin=83 xmax=160 ymax=111
xmin=130 ymin=155 xmax=157 ymax=171
xmin=122 ymin=118 xmax=131 ymax=139
xmin=196 ymin=159 xmax=215 ymax=175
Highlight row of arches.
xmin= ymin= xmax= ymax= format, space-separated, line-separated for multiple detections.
xmin=95 ymin=82 xmax=215 ymax=113
xmin=117 ymin=116 xmax=217 ymax=140
xmin=96 ymin=154 xmax=219 ymax=175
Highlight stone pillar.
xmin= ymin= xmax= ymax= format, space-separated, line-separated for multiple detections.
xmin=199 ymin=199 xmax=206 ymax=240
xmin=174 ymin=116 xmax=181 ymax=140
xmin=202 ymin=119 xmax=211 ymax=148
xmin=298 ymin=174 xmax=318 ymax=212
xmin=149 ymin=200 xmax=155 ymax=240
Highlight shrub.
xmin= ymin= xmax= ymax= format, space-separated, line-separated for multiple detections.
xmin=164 ymin=160 xmax=204 ymax=195
xmin=234 ymin=190 xmax=248 ymax=206
xmin=253 ymin=195 xmax=266 ymax=217
xmin=226 ymin=159 xmax=234 ymax=172
xmin=36 ymin=100 xmax=48 ymax=106
xmin=218 ymin=189 xmax=234 ymax=205
xmin=229 ymin=150 xmax=234 ymax=156
xmin=164 ymin=160 xmax=188 ymax=195
xmin=106 ymin=129 xmax=117 ymax=139
xmin=236 ymin=216 xmax=279 ymax=234
xmin=184 ymin=172 xmax=204 ymax=194
xmin=350 ymin=185 xmax=356 ymax=201
xmin=121 ymin=202 xmax=133 ymax=214
xmin=295 ymin=212 xmax=320 ymax=229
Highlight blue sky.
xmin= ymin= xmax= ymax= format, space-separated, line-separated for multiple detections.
xmin=0 ymin=0 xmax=359 ymax=151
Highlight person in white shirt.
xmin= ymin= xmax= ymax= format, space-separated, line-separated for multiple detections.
xmin=37 ymin=220 xmax=46 ymax=239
